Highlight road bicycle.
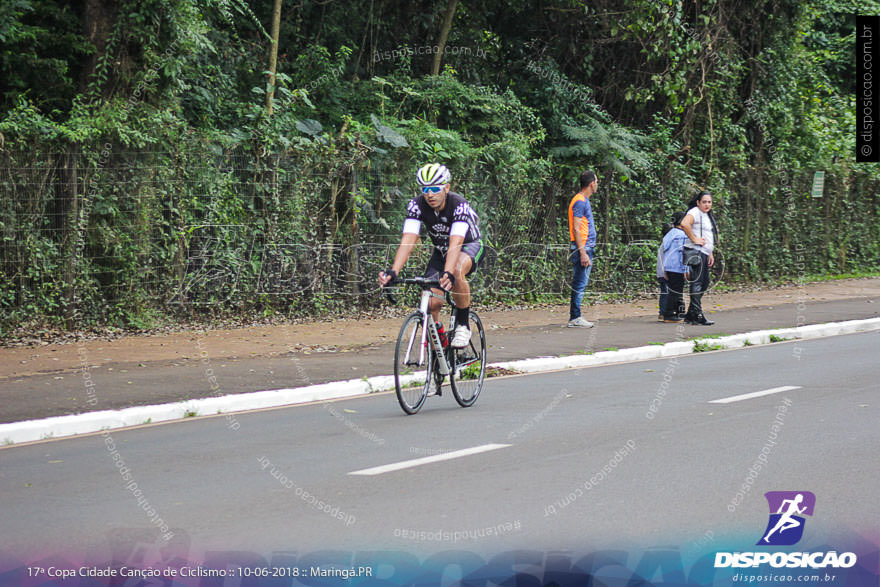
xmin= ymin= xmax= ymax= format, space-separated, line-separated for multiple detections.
xmin=384 ymin=277 xmax=487 ymax=414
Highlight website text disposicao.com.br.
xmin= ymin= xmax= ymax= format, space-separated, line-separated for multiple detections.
xmin=731 ymin=572 xmax=840 ymax=583
xmin=717 ymin=550 xmax=857 ymax=583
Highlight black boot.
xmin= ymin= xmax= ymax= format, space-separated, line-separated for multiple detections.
xmin=686 ymin=293 xmax=703 ymax=324
xmin=692 ymin=313 xmax=715 ymax=326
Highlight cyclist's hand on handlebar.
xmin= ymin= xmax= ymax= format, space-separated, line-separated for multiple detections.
xmin=439 ymin=270 xmax=455 ymax=292
xmin=378 ymin=269 xmax=397 ymax=287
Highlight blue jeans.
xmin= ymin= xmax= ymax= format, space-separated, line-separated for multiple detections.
xmin=569 ymin=246 xmax=594 ymax=320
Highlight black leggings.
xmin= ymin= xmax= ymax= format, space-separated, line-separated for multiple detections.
xmin=687 ymin=252 xmax=711 ymax=316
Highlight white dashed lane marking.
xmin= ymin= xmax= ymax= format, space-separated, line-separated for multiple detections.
xmin=709 ymin=386 xmax=802 ymax=404
xmin=348 ymin=443 xmax=512 ymax=476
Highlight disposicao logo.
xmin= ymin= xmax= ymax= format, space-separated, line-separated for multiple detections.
xmin=758 ymin=491 xmax=815 ymax=546
xmin=714 ymin=491 xmax=858 ymax=570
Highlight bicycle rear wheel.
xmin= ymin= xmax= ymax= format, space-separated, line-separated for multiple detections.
xmin=450 ymin=312 xmax=486 ymax=407
xmin=394 ymin=312 xmax=432 ymax=414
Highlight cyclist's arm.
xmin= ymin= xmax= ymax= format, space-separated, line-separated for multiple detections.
xmin=391 ymin=232 xmax=420 ymax=273
xmin=439 ymin=234 xmax=464 ymax=291
xmin=444 ymin=235 xmax=464 ymax=275
xmin=379 ymin=232 xmax=419 ymax=285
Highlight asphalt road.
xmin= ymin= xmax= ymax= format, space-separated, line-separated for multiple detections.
xmin=0 ymin=331 xmax=877 ymax=563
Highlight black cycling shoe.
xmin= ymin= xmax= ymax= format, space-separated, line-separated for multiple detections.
xmin=691 ymin=314 xmax=715 ymax=326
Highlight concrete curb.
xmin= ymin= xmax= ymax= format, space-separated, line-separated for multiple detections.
xmin=491 ymin=317 xmax=880 ymax=372
xmin=2 ymin=317 xmax=879 ymax=446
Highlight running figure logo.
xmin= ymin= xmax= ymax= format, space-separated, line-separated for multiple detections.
xmin=758 ymin=491 xmax=816 ymax=546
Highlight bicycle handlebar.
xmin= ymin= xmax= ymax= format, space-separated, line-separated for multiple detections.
xmin=389 ymin=276 xmax=443 ymax=289
xmin=381 ymin=276 xmax=452 ymax=306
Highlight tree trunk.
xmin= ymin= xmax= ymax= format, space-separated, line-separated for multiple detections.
xmin=431 ymin=0 xmax=459 ymax=76
xmin=265 ymin=0 xmax=283 ymax=114
xmin=82 ymin=0 xmax=116 ymax=96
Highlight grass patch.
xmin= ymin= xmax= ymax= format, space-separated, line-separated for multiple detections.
xmin=459 ymin=362 xmax=482 ymax=380
xmin=486 ymin=366 xmax=520 ymax=377
xmin=743 ymin=339 xmax=753 ymax=346
xmin=768 ymin=334 xmax=788 ymax=343
xmin=693 ymin=340 xmax=724 ymax=353
xmin=801 ymin=270 xmax=880 ymax=282
xmin=184 ymin=410 xmax=198 ymax=418
xmin=647 ymin=341 xmax=664 ymax=346
xmin=560 ymin=349 xmax=595 ymax=357
xmin=687 ymin=333 xmax=728 ymax=341
xmin=602 ymin=347 xmax=618 ymax=352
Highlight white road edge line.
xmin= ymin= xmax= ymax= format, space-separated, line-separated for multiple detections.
xmin=709 ymin=386 xmax=802 ymax=404
xmin=348 ymin=443 xmax=512 ymax=476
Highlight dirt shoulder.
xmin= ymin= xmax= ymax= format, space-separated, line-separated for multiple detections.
xmin=2 ymin=277 xmax=878 ymax=381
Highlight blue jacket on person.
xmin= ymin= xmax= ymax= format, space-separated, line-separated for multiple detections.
xmin=662 ymin=228 xmax=689 ymax=274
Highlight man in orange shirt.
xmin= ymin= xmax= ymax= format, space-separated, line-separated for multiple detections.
xmin=567 ymin=171 xmax=598 ymax=327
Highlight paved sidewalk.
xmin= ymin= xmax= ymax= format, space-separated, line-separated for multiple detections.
xmin=0 ymin=279 xmax=877 ymax=425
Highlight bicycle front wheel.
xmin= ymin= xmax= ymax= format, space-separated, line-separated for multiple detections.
xmin=394 ymin=312 xmax=432 ymax=414
xmin=450 ymin=311 xmax=487 ymax=407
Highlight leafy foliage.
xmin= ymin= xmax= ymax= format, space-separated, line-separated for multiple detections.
xmin=1 ymin=0 xmax=878 ymax=333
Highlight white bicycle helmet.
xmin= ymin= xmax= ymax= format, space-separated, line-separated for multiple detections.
xmin=416 ymin=163 xmax=451 ymax=187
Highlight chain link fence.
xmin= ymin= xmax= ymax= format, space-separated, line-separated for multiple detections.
xmin=4 ymin=146 xmax=875 ymax=331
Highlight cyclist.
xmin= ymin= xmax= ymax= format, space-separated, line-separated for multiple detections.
xmin=378 ymin=163 xmax=483 ymax=348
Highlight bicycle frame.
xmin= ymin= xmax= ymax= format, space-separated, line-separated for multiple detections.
xmin=404 ymin=289 xmax=453 ymax=375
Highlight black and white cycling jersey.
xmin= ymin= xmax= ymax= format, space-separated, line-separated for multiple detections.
xmin=402 ymin=191 xmax=481 ymax=250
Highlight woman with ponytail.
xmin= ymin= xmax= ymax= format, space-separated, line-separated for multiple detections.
xmin=679 ymin=191 xmax=719 ymax=325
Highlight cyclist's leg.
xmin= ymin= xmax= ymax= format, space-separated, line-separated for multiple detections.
xmin=451 ymin=241 xmax=482 ymax=310
xmin=424 ymin=248 xmax=446 ymax=323
xmin=450 ymin=242 xmax=482 ymax=347
xmin=451 ymin=255 xmax=473 ymax=310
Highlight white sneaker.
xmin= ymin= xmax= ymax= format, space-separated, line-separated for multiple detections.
xmin=450 ymin=325 xmax=472 ymax=348
xmin=567 ymin=317 xmax=594 ymax=328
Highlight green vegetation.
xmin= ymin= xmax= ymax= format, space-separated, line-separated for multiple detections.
xmin=687 ymin=333 xmax=728 ymax=341
xmin=2 ymin=0 xmax=877 ymax=333
xmin=768 ymin=334 xmax=789 ymax=343
xmin=693 ymin=340 xmax=725 ymax=353
xmin=801 ymin=271 xmax=880 ymax=282
xmin=486 ymin=366 xmax=520 ymax=378
xmin=562 ymin=349 xmax=595 ymax=357
xmin=460 ymin=362 xmax=482 ymax=380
